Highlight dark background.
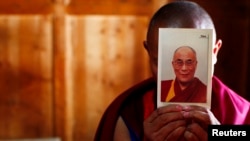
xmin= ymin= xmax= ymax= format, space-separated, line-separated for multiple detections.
xmin=190 ymin=0 xmax=250 ymax=101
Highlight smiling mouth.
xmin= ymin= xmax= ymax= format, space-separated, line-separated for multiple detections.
xmin=180 ymin=74 xmax=190 ymax=78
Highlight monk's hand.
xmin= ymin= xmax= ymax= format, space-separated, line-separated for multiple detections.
xmin=181 ymin=105 xmax=220 ymax=141
xmin=143 ymin=104 xmax=186 ymax=141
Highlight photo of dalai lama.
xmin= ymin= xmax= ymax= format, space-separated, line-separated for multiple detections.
xmin=161 ymin=45 xmax=207 ymax=103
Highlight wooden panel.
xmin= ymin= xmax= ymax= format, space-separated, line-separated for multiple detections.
xmin=0 ymin=15 xmax=53 ymax=139
xmin=54 ymin=15 xmax=151 ymax=141
xmin=53 ymin=14 xmax=72 ymax=141
xmin=0 ymin=0 xmax=167 ymax=15
xmin=67 ymin=0 xmax=167 ymax=15
xmin=77 ymin=16 xmax=150 ymax=140
xmin=0 ymin=0 xmax=53 ymax=14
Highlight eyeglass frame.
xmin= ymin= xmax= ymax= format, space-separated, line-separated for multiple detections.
xmin=172 ymin=59 xmax=197 ymax=68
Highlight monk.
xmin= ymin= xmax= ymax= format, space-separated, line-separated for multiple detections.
xmin=161 ymin=46 xmax=207 ymax=102
xmin=94 ymin=1 xmax=250 ymax=141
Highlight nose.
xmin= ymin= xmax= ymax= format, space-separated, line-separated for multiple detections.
xmin=181 ymin=64 xmax=188 ymax=70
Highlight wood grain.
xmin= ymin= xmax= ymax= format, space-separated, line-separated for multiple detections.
xmin=0 ymin=15 xmax=53 ymax=139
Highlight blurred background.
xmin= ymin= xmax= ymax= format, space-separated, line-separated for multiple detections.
xmin=0 ymin=0 xmax=249 ymax=141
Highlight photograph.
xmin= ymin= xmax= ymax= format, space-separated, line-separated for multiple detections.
xmin=157 ymin=28 xmax=213 ymax=109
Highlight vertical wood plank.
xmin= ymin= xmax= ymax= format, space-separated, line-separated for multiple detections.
xmin=64 ymin=15 xmax=151 ymax=140
xmin=0 ymin=15 xmax=53 ymax=139
xmin=53 ymin=15 xmax=73 ymax=141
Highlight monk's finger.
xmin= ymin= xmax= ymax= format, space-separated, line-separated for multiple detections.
xmin=144 ymin=120 xmax=186 ymax=141
xmin=183 ymin=130 xmax=199 ymax=141
xmin=159 ymin=120 xmax=186 ymax=140
xmin=183 ymin=110 xmax=209 ymax=123
xmin=185 ymin=122 xmax=208 ymax=141
xmin=145 ymin=120 xmax=186 ymax=141
xmin=183 ymin=105 xmax=207 ymax=113
xmin=182 ymin=105 xmax=220 ymax=124
xmin=183 ymin=109 xmax=220 ymax=126
xmin=145 ymin=104 xmax=183 ymax=123
xmin=165 ymin=125 xmax=186 ymax=141
xmin=182 ymin=110 xmax=210 ymax=130
xmin=144 ymin=111 xmax=184 ymax=133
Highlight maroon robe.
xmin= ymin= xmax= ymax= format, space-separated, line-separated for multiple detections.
xmin=161 ymin=77 xmax=207 ymax=102
xmin=94 ymin=76 xmax=250 ymax=141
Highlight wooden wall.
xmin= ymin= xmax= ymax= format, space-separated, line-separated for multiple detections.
xmin=0 ymin=0 xmax=249 ymax=141
xmin=0 ymin=15 xmax=54 ymax=138
xmin=0 ymin=0 xmax=166 ymax=141
xmin=53 ymin=16 xmax=151 ymax=141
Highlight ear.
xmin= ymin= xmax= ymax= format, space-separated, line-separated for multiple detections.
xmin=213 ymin=39 xmax=222 ymax=56
xmin=143 ymin=41 xmax=149 ymax=51
xmin=143 ymin=40 xmax=152 ymax=56
xmin=212 ymin=39 xmax=222 ymax=65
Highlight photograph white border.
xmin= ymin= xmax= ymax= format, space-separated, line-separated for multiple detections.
xmin=157 ymin=28 xmax=213 ymax=109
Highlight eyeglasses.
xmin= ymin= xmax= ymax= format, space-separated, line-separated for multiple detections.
xmin=173 ymin=59 xmax=196 ymax=68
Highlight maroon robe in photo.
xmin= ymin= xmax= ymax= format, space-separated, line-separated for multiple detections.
xmin=161 ymin=77 xmax=207 ymax=102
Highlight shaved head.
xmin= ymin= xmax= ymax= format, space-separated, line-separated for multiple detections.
xmin=144 ymin=1 xmax=217 ymax=79
xmin=146 ymin=1 xmax=215 ymax=52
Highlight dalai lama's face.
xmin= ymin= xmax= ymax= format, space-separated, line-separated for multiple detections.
xmin=172 ymin=46 xmax=197 ymax=84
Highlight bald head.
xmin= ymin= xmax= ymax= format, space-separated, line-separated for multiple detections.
xmin=146 ymin=1 xmax=215 ymax=51
xmin=173 ymin=46 xmax=197 ymax=61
